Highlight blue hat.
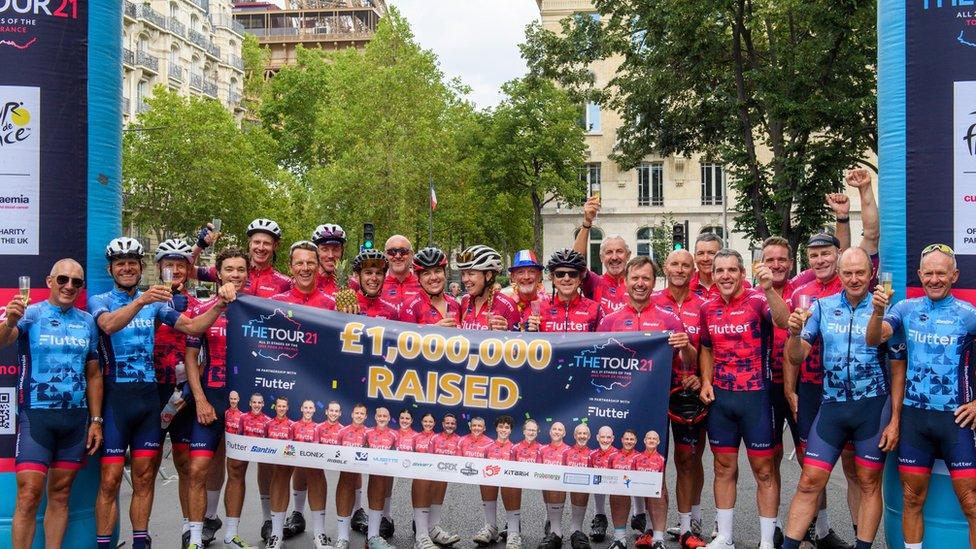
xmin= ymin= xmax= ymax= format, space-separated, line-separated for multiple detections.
xmin=509 ymin=249 xmax=543 ymax=272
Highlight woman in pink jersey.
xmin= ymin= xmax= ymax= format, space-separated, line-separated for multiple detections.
xmin=396 ymin=409 xmax=418 ymax=452
xmin=400 ymin=247 xmax=460 ymax=326
xmin=264 ymin=397 xmax=294 ymax=548
xmin=456 ymin=245 xmax=520 ymax=330
xmin=290 ymin=400 xmax=330 ymax=548
xmin=607 ymin=430 xmax=641 ymax=549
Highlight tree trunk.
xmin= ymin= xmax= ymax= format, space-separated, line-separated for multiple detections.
xmin=531 ymin=191 xmax=544 ymax=258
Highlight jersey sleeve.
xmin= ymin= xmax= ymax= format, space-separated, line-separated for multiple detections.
xmin=963 ymin=303 xmax=976 ymax=335
xmin=86 ymin=314 xmax=99 ymax=361
xmin=883 ymin=299 xmax=908 ymax=334
xmin=886 ymin=328 xmax=907 ymax=361
xmin=580 ymin=270 xmax=600 ymax=300
xmin=197 ymin=266 xmax=218 ymax=283
xmin=155 ymin=302 xmax=182 ymax=327
xmin=15 ymin=304 xmax=37 ymax=334
xmin=698 ymin=305 xmax=711 ymax=348
xmin=799 ymin=300 xmax=823 ymax=345
xmin=87 ymin=293 xmax=110 ymax=319
xmin=789 ymin=269 xmax=816 ymax=288
xmin=663 ymin=308 xmax=684 ymax=333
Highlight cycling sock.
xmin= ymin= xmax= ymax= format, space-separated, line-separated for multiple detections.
xmin=679 ymin=512 xmax=691 ymax=535
xmin=337 ymin=515 xmax=351 ymax=541
xmin=815 ymin=509 xmax=830 ymax=539
xmin=189 ymin=522 xmax=204 ymax=545
xmin=483 ymin=500 xmax=497 ymax=525
xmin=593 ymin=494 xmax=607 ymax=515
xmin=313 ymin=509 xmax=326 ymax=537
xmin=271 ymin=511 xmax=286 ymax=539
xmin=613 ymin=526 xmax=626 ymax=542
xmin=206 ymin=490 xmax=220 ymax=519
xmin=506 ymin=510 xmax=521 ymax=534
xmin=430 ymin=504 xmax=443 ymax=527
xmin=367 ymin=509 xmax=383 ymax=539
xmin=261 ymin=495 xmax=272 ymax=521
xmin=225 ymin=517 xmax=240 ymax=543
xmin=182 ymin=517 xmax=190 ymax=533
xmin=97 ymin=535 xmax=112 ymax=549
xmin=570 ymin=505 xmax=586 ymax=532
xmin=905 ymin=543 xmax=922 ymax=549
xmin=782 ymin=536 xmax=802 ymax=549
xmin=414 ymin=508 xmax=430 ymax=535
xmin=653 ymin=530 xmax=664 ymax=542
xmin=132 ymin=530 xmax=149 ymax=549
xmin=691 ymin=504 xmax=702 ymax=523
xmin=715 ymin=508 xmax=734 ymax=541
xmin=546 ymin=503 xmax=564 ymax=536
xmin=293 ymin=489 xmax=307 ymax=513
xmin=759 ymin=516 xmax=776 ymax=545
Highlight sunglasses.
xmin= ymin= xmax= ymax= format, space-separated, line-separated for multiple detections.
xmin=55 ymin=275 xmax=84 ymax=288
xmin=552 ymin=270 xmax=581 ymax=279
xmin=386 ymin=247 xmax=411 ymax=258
xmin=920 ymin=243 xmax=954 ymax=259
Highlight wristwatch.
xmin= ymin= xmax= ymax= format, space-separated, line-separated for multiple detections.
xmin=90 ymin=416 xmax=104 ymax=424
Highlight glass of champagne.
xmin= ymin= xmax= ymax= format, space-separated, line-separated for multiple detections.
xmin=211 ymin=217 xmax=222 ymax=233
xmin=879 ymin=272 xmax=893 ymax=310
xmin=18 ymin=276 xmax=30 ymax=304
xmin=531 ymin=300 xmax=541 ymax=317
xmin=751 ymin=248 xmax=764 ymax=280
xmin=161 ymin=267 xmax=174 ymax=307
xmin=796 ymin=294 xmax=812 ymax=316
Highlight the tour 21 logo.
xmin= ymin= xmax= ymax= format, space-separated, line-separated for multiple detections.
xmin=0 ymin=101 xmax=31 ymax=147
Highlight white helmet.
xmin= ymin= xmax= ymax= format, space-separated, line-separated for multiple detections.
xmin=456 ymin=245 xmax=503 ymax=272
xmin=311 ymin=223 xmax=346 ymax=245
xmin=105 ymin=237 xmax=144 ymax=261
xmin=246 ymin=218 xmax=282 ymax=240
xmin=155 ymin=238 xmax=193 ymax=263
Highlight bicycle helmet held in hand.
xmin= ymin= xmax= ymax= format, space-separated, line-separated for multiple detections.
xmin=668 ymin=387 xmax=709 ymax=426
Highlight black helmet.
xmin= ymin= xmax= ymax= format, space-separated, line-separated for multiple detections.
xmin=546 ymin=248 xmax=587 ymax=272
xmin=352 ymin=249 xmax=388 ymax=273
xmin=668 ymin=387 xmax=708 ymax=426
xmin=413 ymin=247 xmax=448 ymax=272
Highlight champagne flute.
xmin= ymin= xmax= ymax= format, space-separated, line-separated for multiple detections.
xmin=751 ymin=248 xmax=764 ymax=283
xmin=211 ymin=217 xmax=222 ymax=233
xmin=796 ymin=294 xmax=812 ymax=317
xmin=18 ymin=276 xmax=30 ymax=304
xmin=161 ymin=267 xmax=175 ymax=307
xmin=879 ymin=272 xmax=893 ymax=311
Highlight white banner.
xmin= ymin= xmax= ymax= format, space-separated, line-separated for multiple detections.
xmin=0 ymin=86 xmax=39 ymax=255
xmin=225 ymin=433 xmax=663 ymax=497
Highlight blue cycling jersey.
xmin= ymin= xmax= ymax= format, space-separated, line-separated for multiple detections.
xmin=89 ymin=288 xmax=181 ymax=384
xmin=884 ymin=295 xmax=976 ymax=412
xmin=801 ymin=291 xmax=904 ymax=403
xmin=16 ymin=302 xmax=98 ymax=410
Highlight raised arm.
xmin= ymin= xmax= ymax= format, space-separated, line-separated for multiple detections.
xmin=0 ymin=296 xmax=25 ymax=349
xmin=826 ymin=190 xmax=852 ymax=251
xmin=865 ymin=286 xmax=894 ymax=346
xmin=757 ymin=264 xmax=789 ymax=329
xmin=95 ymin=286 xmax=172 ymax=334
xmin=174 ymin=282 xmax=237 ymax=336
xmin=847 ymin=168 xmax=879 ymax=255
xmin=573 ymin=197 xmax=600 ymax=257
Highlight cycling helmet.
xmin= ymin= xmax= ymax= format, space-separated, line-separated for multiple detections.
xmin=105 ymin=237 xmax=144 ymax=261
xmin=546 ymin=248 xmax=587 ymax=272
xmin=246 ymin=218 xmax=282 ymax=240
xmin=312 ymin=223 xmax=346 ymax=246
xmin=352 ymin=249 xmax=388 ymax=272
xmin=413 ymin=247 xmax=448 ymax=272
xmin=456 ymin=245 xmax=502 ymax=272
xmin=667 ymin=387 xmax=709 ymax=426
xmin=155 ymin=238 xmax=193 ymax=263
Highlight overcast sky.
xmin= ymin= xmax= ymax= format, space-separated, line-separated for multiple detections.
xmin=388 ymin=0 xmax=541 ymax=110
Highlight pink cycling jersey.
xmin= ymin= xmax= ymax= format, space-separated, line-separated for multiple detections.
xmin=413 ymin=431 xmax=436 ymax=453
xmin=633 ymin=451 xmax=665 ymax=472
xmin=650 ymin=290 xmax=705 ymax=386
xmin=459 ymin=292 xmax=520 ymax=330
xmin=589 ymin=446 xmax=618 ymax=468
xmin=538 ymin=442 xmax=571 ymax=465
xmin=399 ymin=293 xmax=461 ymax=325
xmin=266 ymin=417 xmax=293 ymax=440
xmin=789 ymin=275 xmax=843 ymax=384
xmin=565 ymin=444 xmax=592 ymax=467
xmin=272 ymin=286 xmax=336 ymax=309
xmin=224 ymin=408 xmax=243 ymax=435
xmin=512 ymin=290 xmax=550 ymax=326
xmin=597 ymin=302 xmax=684 ymax=334
xmin=457 ymin=434 xmax=493 ymax=458
xmin=239 ymin=411 xmax=271 ymax=437
xmin=485 ymin=439 xmax=513 ymax=460
xmin=381 ymin=272 xmax=423 ymax=310
xmin=365 ymin=427 xmax=398 ymax=450
xmin=609 ymin=448 xmax=639 ymax=470
xmin=428 ymin=432 xmax=461 ymax=455
xmin=316 ymin=421 xmax=344 ymax=445
xmin=337 ymin=423 xmax=367 ymax=447
xmin=199 ymin=264 xmax=291 ymax=298
xmin=154 ymin=293 xmax=199 ymax=384
xmin=582 ymin=271 xmax=628 ymax=315
xmin=510 ymin=440 xmax=541 ymax=463
xmin=185 ymin=298 xmax=228 ymax=389
xmin=356 ymin=292 xmax=399 ymax=320
xmin=317 ymin=273 xmax=339 ymax=297
xmin=397 ymin=428 xmax=419 ymax=452
xmin=538 ymin=294 xmax=600 ymax=333
xmin=291 ymin=419 xmax=318 ymax=443
xmin=699 ymin=288 xmax=774 ymax=392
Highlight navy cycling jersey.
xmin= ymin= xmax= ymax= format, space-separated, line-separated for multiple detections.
xmin=89 ymin=289 xmax=181 ymax=384
xmin=16 ymin=302 xmax=98 ymax=410
xmin=800 ymin=292 xmax=905 ymax=403
xmin=884 ymin=295 xmax=976 ymax=412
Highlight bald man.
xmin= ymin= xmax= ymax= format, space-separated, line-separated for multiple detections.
xmin=0 ymin=259 xmax=104 ymax=549
xmin=382 ymin=235 xmax=422 ymax=308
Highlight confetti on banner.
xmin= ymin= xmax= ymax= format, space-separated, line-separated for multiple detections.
xmin=287 ymin=310 xmax=293 ymax=318
xmin=332 ymin=380 xmax=338 ymax=389
xmin=581 ymin=418 xmax=588 ymax=423
xmin=564 ymin=384 xmax=570 ymax=389
xmin=572 ymin=418 xmax=578 ymax=422
xmin=412 ymin=404 xmax=418 ymax=408
xmin=361 ymin=377 xmax=366 ymax=382
xmin=546 ymin=417 xmax=552 ymax=422
xmin=525 ymin=413 xmax=531 ymax=418
xmin=568 ymin=376 xmax=573 ymax=381
xmin=251 ymin=351 xmax=257 ymax=357
xmin=316 ymin=401 xmax=324 ymax=409
xmin=233 ymin=367 xmax=238 ymax=374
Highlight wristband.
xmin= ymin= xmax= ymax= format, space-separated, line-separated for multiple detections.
xmin=196 ymin=226 xmax=211 ymax=249
xmin=90 ymin=416 xmax=104 ymax=424
xmin=581 ymin=223 xmax=592 ymax=230
xmin=836 ymin=216 xmax=850 ymax=223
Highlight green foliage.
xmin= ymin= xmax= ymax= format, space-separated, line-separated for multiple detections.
xmin=476 ymin=77 xmax=588 ymax=255
xmin=122 ymin=87 xmax=285 ymax=244
xmin=522 ymin=0 xmax=877 ymax=252
xmin=241 ymin=33 xmax=268 ymax=115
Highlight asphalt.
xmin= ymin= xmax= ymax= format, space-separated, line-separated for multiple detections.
xmin=116 ymin=435 xmax=879 ymax=548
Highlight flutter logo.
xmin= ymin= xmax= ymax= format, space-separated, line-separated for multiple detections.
xmin=241 ymin=308 xmax=317 ymax=361
xmin=0 ymin=101 xmax=31 ymax=146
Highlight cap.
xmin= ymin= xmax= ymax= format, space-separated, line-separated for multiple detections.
xmin=508 ymin=249 xmax=543 ymax=272
xmin=807 ymin=233 xmax=840 ymax=248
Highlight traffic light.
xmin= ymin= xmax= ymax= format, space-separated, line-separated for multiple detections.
xmin=672 ymin=223 xmax=686 ymax=250
xmin=363 ymin=222 xmax=375 ymax=251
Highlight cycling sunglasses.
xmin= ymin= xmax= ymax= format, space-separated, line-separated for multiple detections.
xmin=920 ymin=243 xmax=954 ymax=260
xmin=386 ymin=247 xmax=411 ymax=258
xmin=55 ymin=275 xmax=84 ymax=288
xmin=552 ymin=270 xmax=581 ymax=279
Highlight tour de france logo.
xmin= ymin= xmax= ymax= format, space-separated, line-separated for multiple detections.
xmin=0 ymin=101 xmax=32 ymax=147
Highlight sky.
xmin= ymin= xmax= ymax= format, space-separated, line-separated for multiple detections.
xmin=388 ymin=0 xmax=541 ymax=110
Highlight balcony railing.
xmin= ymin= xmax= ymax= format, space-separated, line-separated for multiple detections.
xmin=203 ymin=80 xmax=218 ymax=97
xmin=136 ymin=51 xmax=159 ymax=73
xmin=137 ymin=4 xmax=167 ymax=29
xmin=190 ymin=72 xmax=204 ymax=91
xmin=206 ymin=42 xmax=221 ymax=59
xmin=123 ymin=0 xmax=136 ymax=19
xmin=226 ymin=54 xmax=243 ymax=70
xmin=211 ymin=15 xmax=244 ymax=35
xmin=168 ymin=64 xmax=183 ymax=81
xmin=123 ymin=48 xmax=134 ymax=67
xmin=137 ymin=99 xmax=150 ymax=114
xmin=123 ymin=97 xmax=131 ymax=115
xmin=188 ymin=29 xmax=208 ymax=49
xmin=188 ymin=0 xmax=208 ymax=12
xmin=167 ymin=17 xmax=185 ymax=37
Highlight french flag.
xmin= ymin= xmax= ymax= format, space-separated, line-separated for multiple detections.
xmin=430 ymin=182 xmax=438 ymax=211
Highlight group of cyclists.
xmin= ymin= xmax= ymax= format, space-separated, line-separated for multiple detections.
xmin=2 ymin=166 xmax=975 ymax=549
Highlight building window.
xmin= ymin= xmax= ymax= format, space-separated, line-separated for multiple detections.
xmin=580 ymin=102 xmax=601 ymax=134
xmin=700 ymin=225 xmax=725 ymax=240
xmin=580 ymin=163 xmax=601 ymax=198
xmin=701 ymin=163 xmax=725 ymax=205
xmin=636 ymin=227 xmax=652 ymax=258
xmin=572 ymin=227 xmax=604 ymax=275
xmin=637 ymin=162 xmax=663 ymax=206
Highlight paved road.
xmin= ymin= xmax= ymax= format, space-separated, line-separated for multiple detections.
xmin=117 ymin=436 xmax=879 ymax=548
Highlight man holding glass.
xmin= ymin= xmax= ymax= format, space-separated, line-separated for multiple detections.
xmin=0 ymin=259 xmax=103 ymax=548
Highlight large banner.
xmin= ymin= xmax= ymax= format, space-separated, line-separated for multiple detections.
xmin=225 ymin=296 xmax=674 ymax=497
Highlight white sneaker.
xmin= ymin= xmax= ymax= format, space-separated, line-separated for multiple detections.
xmin=415 ymin=535 xmax=438 ymax=549
xmin=313 ymin=533 xmax=332 ymax=549
xmin=265 ymin=535 xmax=283 ymax=549
xmin=333 ymin=539 xmax=349 ymax=549
xmin=758 ymin=542 xmax=774 ymax=549
xmin=506 ymin=531 xmax=523 ymax=549
xmin=705 ymin=534 xmax=734 ymax=548
xmin=224 ymin=536 xmax=251 ymax=548
xmin=472 ymin=523 xmax=499 ymax=546
xmin=429 ymin=525 xmax=461 ymax=546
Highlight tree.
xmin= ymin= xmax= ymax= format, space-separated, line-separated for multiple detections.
xmin=122 ymin=87 xmax=284 ymax=243
xmin=477 ymin=77 xmax=587 ymax=255
xmin=241 ymin=33 xmax=269 ymax=116
xmin=522 ymin=0 xmax=877 ymax=252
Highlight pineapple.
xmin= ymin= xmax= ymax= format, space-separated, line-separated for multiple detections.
xmin=335 ymin=287 xmax=358 ymax=314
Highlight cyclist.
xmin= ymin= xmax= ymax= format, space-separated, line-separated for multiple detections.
xmin=698 ymin=249 xmax=790 ymax=549
xmin=562 ymin=424 xmax=594 ymax=549
xmin=89 ymin=237 xmax=232 ymax=549
xmin=525 ymin=249 xmax=600 ymax=334
xmin=334 ymin=403 xmax=370 ymax=549
xmin=781 ymin=247 xmax=905 ymax=549
xmin=263 ymin=397 xmax=294 ymax=549
xmin=588 ymin=426 xmax=618 ymax=545
xmin=476 ymin=416 xmax=517 ymax=549
xmin=508 ymin=419 xmax=543 ymax=546
xmin=182 ymin=247 xmax=248 ymax=549
xmin=399 ymin=247 xmax=461 ymax=326
xmin=227 ymin=392 xmax=272 ymax=545
xmin=535 ymin=422 xmax=572 ymax=549
xmin=866 ymin=243 xmax=976 ymax=549
xmin=572 ymin=197 xmax=630 ymax=314
xmin=283 ymin=400 xmax=330 ymax=549
xmin=501 ymin=249 xmax=549 ymax=322
xmin=649 ymin=249 xmax=708 ymax=549
xmin=311 ymin=223 xmax=347 ymax=296
xmin=458 ymin=417 xmax=495 ymax=546
xmin=607 ymin=430 xmax=642 ymax=549
xmin=364 ymin=407 xmax=399 ymax=549
xmin=341 ymin=250 xmax=398 ymax=319
xmin=381 ymin=235 xmax=423 ymax=308
xmin=426 ymin=413 xmax=462 ymax=543
xmin=397 ymin=409 xmax=419 ymax=453
xmin=411 ymin=413 xmax=455 ymax=549
xmin=0 ymin=259 xmax=103 ymax=549
xmin=456 ymin=245 xmax=520 ymax=330
xmin=193 ymin=218 xmax=291 ymax=298
xmin=633 ymin=430 xmax=667 ymax=548
xmin=317 ymin=401 xmax=344 ymax=445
